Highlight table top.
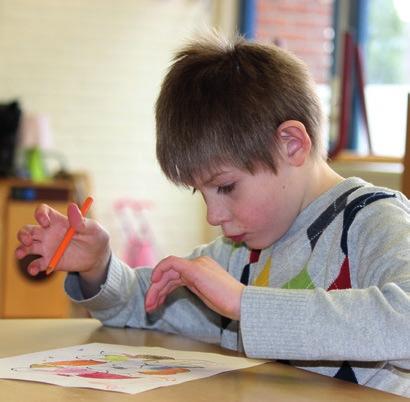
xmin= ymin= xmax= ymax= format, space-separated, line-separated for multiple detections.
xmin=0 ymin=319 xmax=405 ymax=401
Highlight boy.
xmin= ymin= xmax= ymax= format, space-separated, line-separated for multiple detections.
xmin=16 ymin=33 xmax=410 ymax=397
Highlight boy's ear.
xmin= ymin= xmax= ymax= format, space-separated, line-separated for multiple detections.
xmin=276 ymin=120 xmax=312 ymax=167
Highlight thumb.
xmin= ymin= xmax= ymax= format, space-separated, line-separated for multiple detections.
xmin=67 ymin=203 xmax=87 ymax=233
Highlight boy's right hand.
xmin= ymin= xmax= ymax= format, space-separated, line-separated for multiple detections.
xmin=15 ymin=202 xmax=111 ymax=287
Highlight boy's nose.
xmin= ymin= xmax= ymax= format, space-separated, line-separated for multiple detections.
xmin=206 ymin=203 xmax=228 ymax=227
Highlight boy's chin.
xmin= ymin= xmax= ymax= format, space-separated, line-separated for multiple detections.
xmin=226 ymin=235 xmax=273 ymax=250
xmin=243 ymin=239 xmax=270 ymax=250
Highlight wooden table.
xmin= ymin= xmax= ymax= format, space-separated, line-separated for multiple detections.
xmin=0 ymin=319 xmax=405 ymax=401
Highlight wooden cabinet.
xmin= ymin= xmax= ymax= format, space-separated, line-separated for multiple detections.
xmin=0 ymin=179 xmax=73 ymax=318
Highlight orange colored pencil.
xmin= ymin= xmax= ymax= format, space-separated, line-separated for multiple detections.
xmin=46 ymin=196 xmax=94 ymax=275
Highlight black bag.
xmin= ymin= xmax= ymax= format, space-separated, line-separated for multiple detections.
xmin=0 ymin=101 xmax=21 ymax=177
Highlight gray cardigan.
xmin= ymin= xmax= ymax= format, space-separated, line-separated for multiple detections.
xmin=65 ymin=177 xmax=410 ymax=397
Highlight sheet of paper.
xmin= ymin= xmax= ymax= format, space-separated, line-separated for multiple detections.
xmin=0 ymin=343 xmax=265 ymax=394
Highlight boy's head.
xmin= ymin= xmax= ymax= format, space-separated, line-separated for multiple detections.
xmin=156 ymin=31 xmax=325 ymax=187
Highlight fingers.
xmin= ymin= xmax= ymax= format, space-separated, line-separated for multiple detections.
xmin=145 ymin=268 xmax=181 ymax=312
xmin=17 ymin=225 xmax=42 ymax=246
xmin=26 ymin=256 xmax=47 ymax=276
xmin=145 ymin=278 xmax=181 ymax=312
xmin=147 ymin=255 xmax=244 ymax=320
xmin=16 ymin=225 xmax=45 ymax=260
xmin=15 ymin=245 xmax=29 ymax=260
xmin=146 ymin=256 xmax=210 ymax=313
xmin=17 ymin=205 xmax=66 ymax=249
xmin=150 ymin=256 xmax=189 ymax=282
xmin=15 ymin=240 xmax=44 ymax=260
xmin=16 ymin=204 xmax=65 ymax=265
xmin=34 ymin=204 xmax=53 ymax=228
xmin=67 ymin=203 xmax=87 ymax=233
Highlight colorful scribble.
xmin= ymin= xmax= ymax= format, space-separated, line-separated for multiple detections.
xmin=16 ymin=350 xmax=206 ymax=382
xmin=0 ymin=343 xmax=264 ymax=394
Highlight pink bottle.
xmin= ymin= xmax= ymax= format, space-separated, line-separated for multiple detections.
xmin=114 ymin=199 xmax=158 ymax=268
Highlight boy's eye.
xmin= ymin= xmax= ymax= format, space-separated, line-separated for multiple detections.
xmin=217 ymin=183 xmax=235 ymax=194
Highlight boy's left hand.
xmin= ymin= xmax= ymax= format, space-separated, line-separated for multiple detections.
xmin=145 ymin=256 xmax=245 ymax=320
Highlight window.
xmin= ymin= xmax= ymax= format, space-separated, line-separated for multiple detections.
xmin=250 ymin=0 xmax=334 ymax=147
xmin=364 ymin=0 xmax=410 ymax=156
xmin=241 ymin=0 xmax=410 ymax=158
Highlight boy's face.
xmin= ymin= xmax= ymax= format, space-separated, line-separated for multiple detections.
xmin=193 ymin=161 xmax=307 ymax=249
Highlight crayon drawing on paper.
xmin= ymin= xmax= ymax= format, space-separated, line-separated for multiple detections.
xmin=0 ymin=343 xmax=264 ymax=394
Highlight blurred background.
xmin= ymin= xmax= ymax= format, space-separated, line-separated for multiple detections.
xmin=0 ymin=0 xmax=409 ymax=267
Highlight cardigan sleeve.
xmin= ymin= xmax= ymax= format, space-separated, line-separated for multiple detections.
xmin=64 ymin=237 xmax=234 ymax=344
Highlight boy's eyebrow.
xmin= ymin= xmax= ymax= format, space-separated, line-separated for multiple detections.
xmin=191 ymin=170 xmax=230 ymax=191
xmin=202 ymin=171 xmax=229 ymax=186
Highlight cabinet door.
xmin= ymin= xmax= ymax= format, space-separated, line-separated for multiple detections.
xmin=2 ymin=201 xmax=71 ymax=318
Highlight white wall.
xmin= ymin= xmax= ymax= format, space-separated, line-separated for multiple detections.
xmin=0 ymin=0 xmax=224 ymax=261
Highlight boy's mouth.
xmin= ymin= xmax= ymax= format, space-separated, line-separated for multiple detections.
xmin=226 ymin=234 xmax=245 ymax=243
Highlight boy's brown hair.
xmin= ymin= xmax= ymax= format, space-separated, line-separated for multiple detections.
xmin=156 ymin=31 xmax=324 ymax=186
